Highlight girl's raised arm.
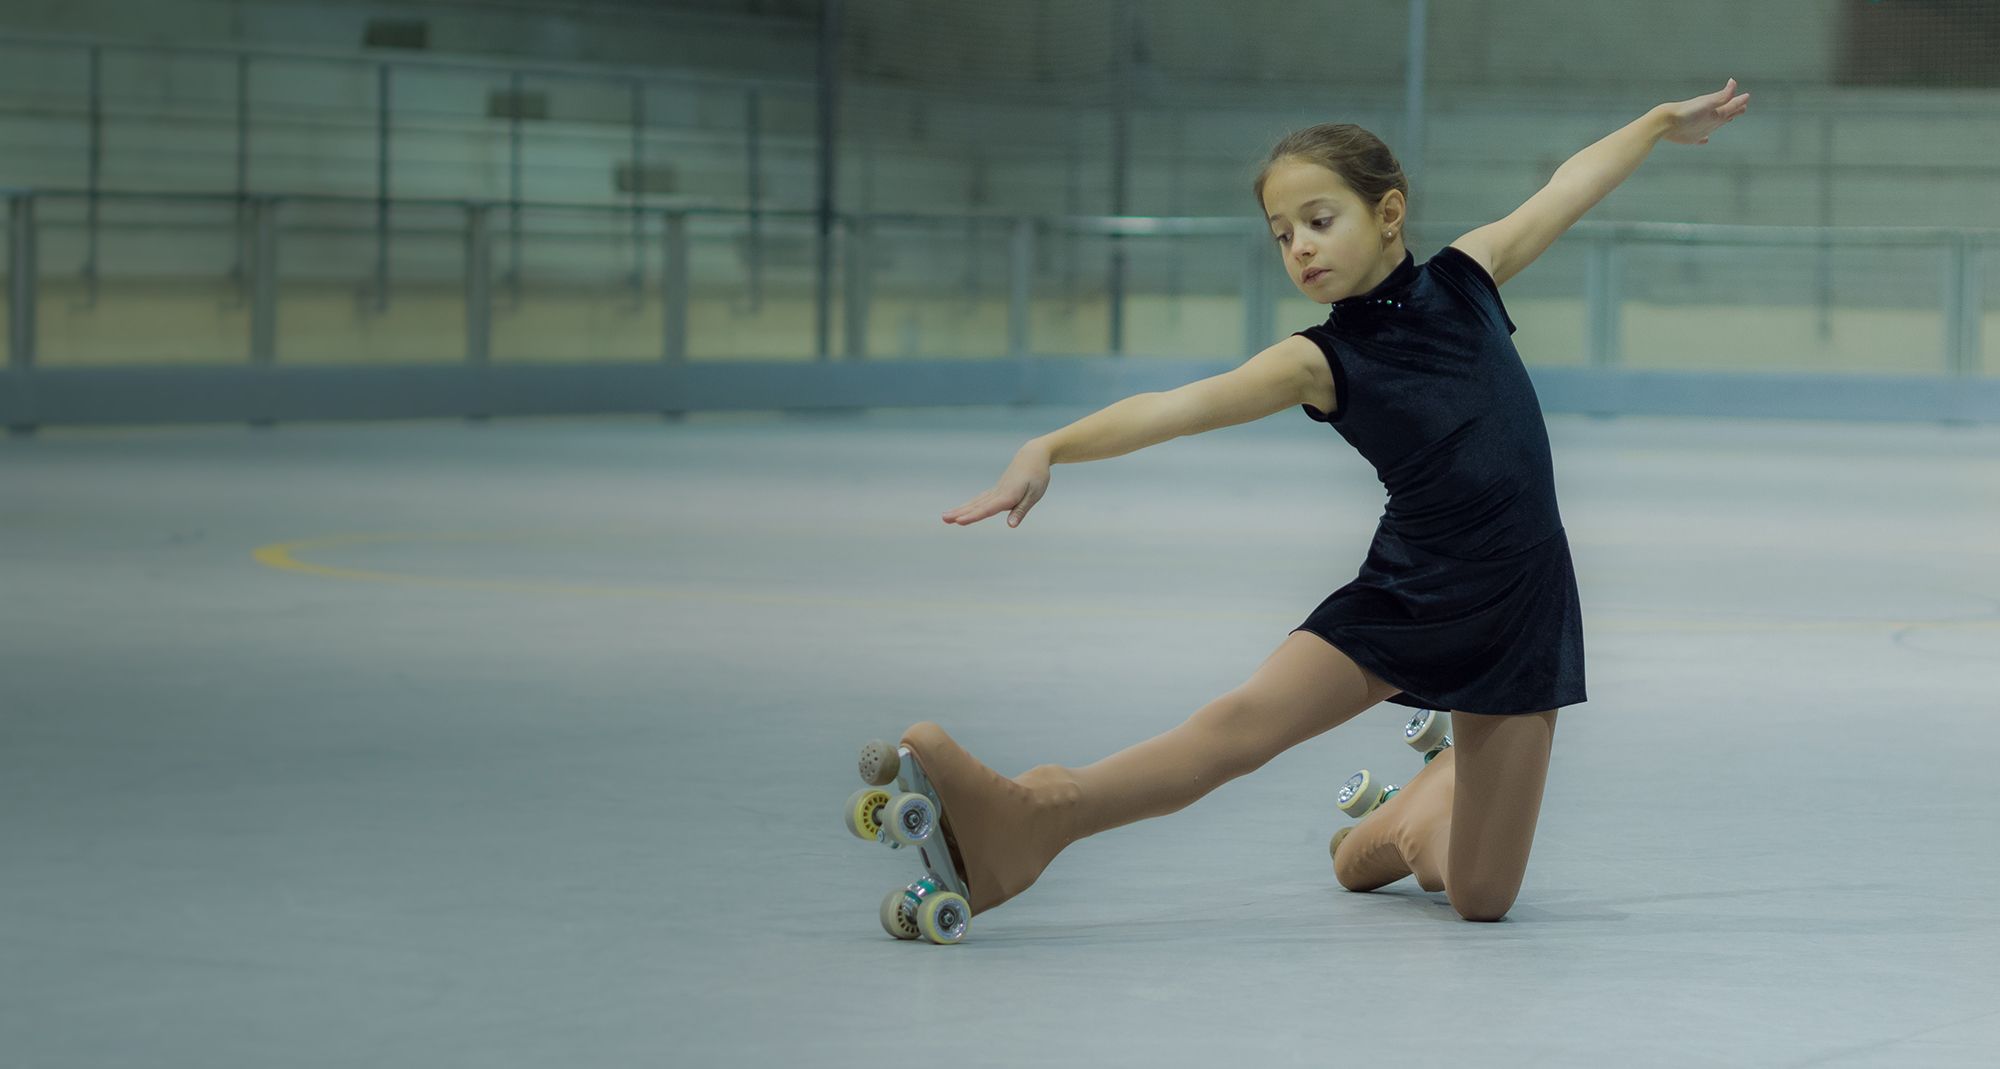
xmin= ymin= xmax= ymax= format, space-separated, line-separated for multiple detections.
xmin=1451 ymin=79 xmax=1751 ymax=287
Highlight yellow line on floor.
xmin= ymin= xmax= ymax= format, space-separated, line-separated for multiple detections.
xmin=250 ymin=531 xmax=1999 ymax=633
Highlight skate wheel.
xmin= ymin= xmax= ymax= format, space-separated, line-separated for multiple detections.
xmin=917 ymin=891 xmax=970 ymax=944
xmin=844 ymin=787 xmax=891 ymax=840
xmin=880 ymin=888 xmax=920 ymax=940
xmin=1403 ymin=709 xmax=1451 ymax=756
xmin=884 ymin=792 xmax=934 ymax=846
xmin=858 ymin=739 xmax=901 ymax=786
xmin=1329 ymin=825 xmax=1353 ymax=866
xmin=1336 ymin=769 xmax=1396 ymax=819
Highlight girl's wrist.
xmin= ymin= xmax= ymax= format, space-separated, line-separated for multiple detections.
xmin=1644 ymin=104 xmax=1674 ymax=140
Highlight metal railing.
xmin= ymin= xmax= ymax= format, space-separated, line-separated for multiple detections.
xmin=0 ymin=28 xmax=814 ymax=320
xmin=2 ymin=187 xmax=1993 ymax=375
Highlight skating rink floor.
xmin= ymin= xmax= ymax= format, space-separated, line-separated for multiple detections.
xmin=4 ymin=405 xmax=1996 ymax=1067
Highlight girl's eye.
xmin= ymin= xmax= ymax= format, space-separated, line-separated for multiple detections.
xmin=1275 ymin=218 xmax=1333 ymax=244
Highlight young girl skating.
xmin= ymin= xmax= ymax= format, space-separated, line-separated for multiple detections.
xmin=901 ymin=80 xmax=1750 ymax=932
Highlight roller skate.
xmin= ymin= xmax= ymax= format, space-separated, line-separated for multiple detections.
xmin=1328 ymin=709 xmax=1452 ymax=862
xmin=844 ymin=738 xmax=975 ymax=945
xmin=844 ymin=722 xmax=1079 ymax=944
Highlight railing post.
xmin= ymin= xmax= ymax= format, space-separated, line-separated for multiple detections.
xmin=1107 ymin=236 xmax=1125 ymax=357
xmin=745 ymin=88 xmax=763 ymax=314
xmin=814 ymin=0 xmax=840 ymax=361
xmin=234 ymin=54 xmax=251 ymax=297
xmin=1967 ymin=238 xmax=1986 ymax=377
xmin=1008 ymin=216 xmax=1033 ymax=360
xmin=662 ymin=209 xmax=690 ymax=422
xmin=236 ymin=55 xmax=251 ymax=198
xmin=508 ymin=70 xmax=524 ymax=302
xmin=1242 ymin=231 xmax=1270 ymax=359
xmin=842 ymin=216 xmax=869 ymax=361
xmin=1585 ymin=232 xmax=1622 ymax=369
xmin=250 ymin=196 xmax=277 ymax=365
xmin=629 ymin=79 xmax=645 ymax=296
xmin=85 ymin=44 xmax=102 ymax=307
xmin=8 ymin=194 xmax=36 ymax=370
xmin=1946 ymin=232 xmax=1979 ymax=378
xmin=374 ymin=63 xmax=392 ymax=312
xmin=466 ymin=203 xmax=492 ymax=365
xmin=1108 ymin=0 xmax=1131 ymax=357
xmin=663 ymin=210 xmax=688 ymax=364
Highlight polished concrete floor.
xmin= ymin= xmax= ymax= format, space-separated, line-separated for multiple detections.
xmin=3 ymin=406 xmax=1996 ymax=1067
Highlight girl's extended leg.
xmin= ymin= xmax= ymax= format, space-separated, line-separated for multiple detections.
xmin=1057 ymin=630 xmax=1402 ymax=836
xmin=1331 ymin=707 xmax=1558 ymax=922
xmin=900 ymin=630 xmax=1400 ymax=914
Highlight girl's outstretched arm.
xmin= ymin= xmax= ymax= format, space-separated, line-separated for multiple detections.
xmin=1452 ymin=79 xmax=1752 ymax=287
xmin=941 ymin=334 xmax=1321 ymax=528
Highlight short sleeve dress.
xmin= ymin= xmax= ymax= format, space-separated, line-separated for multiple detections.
xmin=1291 ymin=245 xmax=1586 ymax=716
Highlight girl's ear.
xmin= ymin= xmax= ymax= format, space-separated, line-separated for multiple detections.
xmin=1380 ymin=189 xmax=1406 ymax=227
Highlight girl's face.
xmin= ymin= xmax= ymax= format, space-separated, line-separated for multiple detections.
xmin=1261 ymin=158 xmax=1406 ymax=303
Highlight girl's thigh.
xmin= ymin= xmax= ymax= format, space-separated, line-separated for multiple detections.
xmin=1444 ymin=707 xmax=1559 ymax=921
xmin=1219 ymin=630 xmax=1405 ymax=753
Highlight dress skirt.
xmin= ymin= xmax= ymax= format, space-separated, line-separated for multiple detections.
xmin=1293 ymin=522 xmax=1587 ymax=716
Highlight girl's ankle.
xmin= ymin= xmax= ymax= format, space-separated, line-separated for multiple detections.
xmin=1016 ymin=763 xmax=1084 ymax=843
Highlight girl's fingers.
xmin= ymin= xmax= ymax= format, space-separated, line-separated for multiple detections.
xmin=944 ymin=498 xmax=999 ymax=524
xmin=945 ymin=486 xmax=1033 ymax=525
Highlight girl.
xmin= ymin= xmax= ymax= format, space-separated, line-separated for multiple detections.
xmin=914 ymin=80 xmax=1750 ymax=924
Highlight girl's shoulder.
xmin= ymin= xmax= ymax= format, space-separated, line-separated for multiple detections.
xmin=1423 ymin=246 xmax=1517 ymax=336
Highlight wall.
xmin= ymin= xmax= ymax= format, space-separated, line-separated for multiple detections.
xmin=0 ymin=0 xmax=1993 ymax=377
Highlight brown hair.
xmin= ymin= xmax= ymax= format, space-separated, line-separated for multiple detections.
xmin=1252 ymin=123 xmax=1409 ymax=221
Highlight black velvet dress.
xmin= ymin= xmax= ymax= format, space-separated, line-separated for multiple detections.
xmin=1291 ymin=245 xmax=1586 ymax=716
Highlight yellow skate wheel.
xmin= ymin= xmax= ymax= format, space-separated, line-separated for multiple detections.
xmin=844 ymin=787 xmax=891 ymax=840
xmin=1329 ymin=826 xmax=1353 ymax=867
xmin=884 ymin=792 xmax=934 ymax=846
xmin=880 ymin=888 xmax=920 ymax=940
xmin=858 ymin=739 xmax=901 ymax=786
xmin=917 ymin=891 xmax=970 ymax=944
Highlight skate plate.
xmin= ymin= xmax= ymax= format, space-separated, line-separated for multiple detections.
xmin=849 ymin=739 xmax=975 ymax=943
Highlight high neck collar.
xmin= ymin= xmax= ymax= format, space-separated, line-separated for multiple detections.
xmin=1330 ymin=249 xmax=1418 ymax=309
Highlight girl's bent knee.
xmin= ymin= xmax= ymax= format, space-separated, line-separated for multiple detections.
xmin=1450 ymin=890 xmax=1517 ymax=922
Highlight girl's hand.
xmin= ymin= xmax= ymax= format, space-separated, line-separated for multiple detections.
xmin=942 ymin=444 xmax=1052 ymax=528
xmin=1659 ymin=78 xmax=1750 ymax=146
